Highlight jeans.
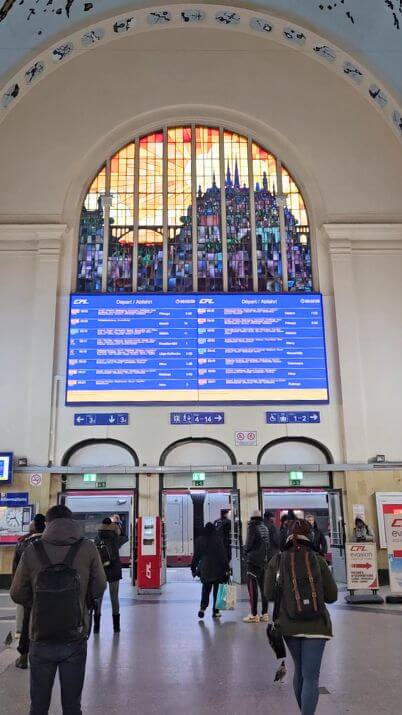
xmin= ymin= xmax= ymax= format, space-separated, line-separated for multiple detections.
xmin=29 ymin=639 xmax=87 ymax=715
xmin=200 ymin=582 xmax=219 ymax=612
xmin=284 ymin=637 xmax=327 ymax=715
xmin=95 ymin=580 xmax=120 ymax=616
xmin=246 ymin=565 xmax=268 ymax=616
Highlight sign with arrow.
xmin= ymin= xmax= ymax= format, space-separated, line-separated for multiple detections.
xmin=74 ymin=413 xmax=129 ymax=426
xmin=170 ymin=412 xmax=224 ymax=425
xmin=346 ymin=543 xmax=379 ymax=591
xmin=266 ymin=411 xmax=320 ymax=424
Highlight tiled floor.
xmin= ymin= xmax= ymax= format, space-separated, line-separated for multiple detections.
xmin=1 ymin=572 xmax=401 ymax=714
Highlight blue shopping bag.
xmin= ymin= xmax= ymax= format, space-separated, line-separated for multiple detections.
xmin=216 ymin=583 xmax=228 ymax=611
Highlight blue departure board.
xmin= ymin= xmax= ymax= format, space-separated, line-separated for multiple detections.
xmin=66 ymin=294 xmax=329 ymax=404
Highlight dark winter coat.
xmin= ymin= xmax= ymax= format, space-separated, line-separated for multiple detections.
xmin=265 ymin=538 xmax=338 ymax=637
xmin=12 ymin=532 xmax=43 ymax=577
xmin=191 ymin=532 xmax=229 ymax=584
xmin=214 ymin=515 xmax=231 ymax=561
xmin=95 ymin=523 xmax=128 ymax=583
xmin=244 ymin=517 xmax=270 ymax=568
xmin=10 ymin=518 xmax=106 ymax=641
xmin=311 ymin=525 xmax=328 ymax=556
xmin=263 ymin=517 xmax=280 ymax=560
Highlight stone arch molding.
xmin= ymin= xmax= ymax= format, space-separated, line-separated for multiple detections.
xmin=1 ymin=4 xmax=402 ymax=143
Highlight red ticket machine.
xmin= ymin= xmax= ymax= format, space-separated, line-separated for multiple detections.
xmin=136 ymin=516 xmax=165 ymax=594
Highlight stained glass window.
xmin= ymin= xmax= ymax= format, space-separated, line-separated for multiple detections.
xmin=138 ymin=132 xmax=164 ymax=292
xmin=77 ymin=127 xmax=312 ymax=294
xmin=224 ymin=131 xmax=252 ymax=291
xmin=167 ymin=127 xmax=193 ymax=292
xmin=281 ymin=166 xmax=312 ymax=292
xmin=108 ymin=144 xmax=135 ymax=292
xmin=196 ymin=127 xmax=222 ymax=292
xmin=252 ymin=143 xmax=282 ymax=292
xmin=77 ymin=167 xmax=106 ymax=292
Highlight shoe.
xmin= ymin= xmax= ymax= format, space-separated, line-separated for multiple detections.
xmin=212 ymin=610 xmax=221 ymax=618
xmin=113 ymin=614 xmax=120 ymax=633
xmin=198 ymin=610 xmax=205 ymax=619
xmin=260 ymin=614 xmax=270 ymax=622
xmin=93 ymin=613 xmax=100 ymax=634
xmin=242 ymin=614 xmax=260 ymax=623
xmin=15 ymin=654 xmax=28 ymax=670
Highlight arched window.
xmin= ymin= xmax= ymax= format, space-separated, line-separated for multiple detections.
xmin=77 ymin=126 xmax=312 ymax=294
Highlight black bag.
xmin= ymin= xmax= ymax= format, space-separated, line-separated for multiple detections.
xmin=266 ymin=555 xmax=286 ymax=660
xmin=281 ymin=548 xmax=325 ymax=621
xmin=32 ymin=539 xmax=84 ymax=642
xmin=95 ymin=538 xmax=112 ymax=567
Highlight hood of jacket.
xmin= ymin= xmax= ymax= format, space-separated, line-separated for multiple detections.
xmin=42 ymin=518 xmax=83 ymax=546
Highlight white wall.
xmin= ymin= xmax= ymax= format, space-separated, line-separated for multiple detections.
xmin=0 ymin=26 xmax=401 ymax=467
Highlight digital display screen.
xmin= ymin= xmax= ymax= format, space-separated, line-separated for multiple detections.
xmin=66 ymin=294 xmax=329 ymax=404
xmin=0 ymin=453 xmax=13 ymax=484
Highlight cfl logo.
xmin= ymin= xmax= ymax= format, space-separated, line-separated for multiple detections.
xmin=73 ymin=298 xmax=88 ymax=305
xmin=392 ymin=518 xmax=402 ymax=527
xmin=350 ymin=545 xmax=366 ymax=552
xmin=199 ymin=298 xmax=214 ymax=304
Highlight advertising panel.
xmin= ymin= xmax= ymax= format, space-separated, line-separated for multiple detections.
xmin=375 ymin=493 xmax=402 ymax=548
xmin=346 ymin=542 xmax=379 ymax=591
xmin=384 ymin=514 xmax=402 ymax=594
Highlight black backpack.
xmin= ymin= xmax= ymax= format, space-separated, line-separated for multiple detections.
xmin=280 ymin=548 xmax=325 ymax=621
xmin=32 ymin=539 xmax=84 ymax=642
xmin=95 ymin=538 xmax=112 ymax=568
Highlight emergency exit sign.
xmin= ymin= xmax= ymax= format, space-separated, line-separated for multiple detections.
xmin=192 ymin=472 xmax=206 ymax=486
xmin=83 ymin=473 xmax=96 ymax=482
xmin=289 ymin=471 xmax=303 ymax=487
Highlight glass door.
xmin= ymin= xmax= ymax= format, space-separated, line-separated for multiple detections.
xmin=229 ymin=491 xmax=242 ymax=584
xmin=327 ymin=489 xmax=346 ymax=583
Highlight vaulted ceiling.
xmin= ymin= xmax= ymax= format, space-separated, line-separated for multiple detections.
xmin=1 ymin=0 xmax=402 ymax=101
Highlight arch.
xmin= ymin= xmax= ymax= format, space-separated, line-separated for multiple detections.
xmin=257 ymin=436 xmax=333 ymax=465
xmin=160 ymin=437 xmax=236 ymax=466
xmin=62 ymin=438 xmax=139 ymax=466
xmin=1 ymin=4 xmax=401 ymax=146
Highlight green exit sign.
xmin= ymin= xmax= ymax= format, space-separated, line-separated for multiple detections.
xmin=83 ymin=473 xmax=97 ymax=482
xmin=289 ymin=471 xmax=303 ymax=487
xmin=192 ymin=472 xmax=206 ymax=483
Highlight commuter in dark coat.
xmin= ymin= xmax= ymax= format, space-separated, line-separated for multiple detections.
xmin=263 ymin=510 xmax=280 ymax=560
xmin=306 ymin=514 xmax=328 ymax=557
xmin=94 ymin=515 xmax=128 ymax=633
xmin=191 ymin=522 xmax=229 ymax=619
xmin=243 ymin=510 xmax=270 ymax=623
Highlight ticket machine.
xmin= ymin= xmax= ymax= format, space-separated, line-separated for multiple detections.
xmin=136 ymin=516 xmax=166 ymax=594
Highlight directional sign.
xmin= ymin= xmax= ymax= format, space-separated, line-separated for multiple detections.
xmin=266 ymin=411 xmax=321 ymax=424
xmin=0 ymin=492 xmax=29 ymax=507
xmin=170 ymin=412 xmax=224 ymax=425
xmin=74 ymin=413 xmax=129 ymax=426
xmin=346 ymin=543 xmax=379 ymax=591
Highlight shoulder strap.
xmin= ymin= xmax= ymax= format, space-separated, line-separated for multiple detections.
xmin=33 ymin=540 xmax=52 ymax=568
xmin=64 ymin=538 xmax=84 ymax=567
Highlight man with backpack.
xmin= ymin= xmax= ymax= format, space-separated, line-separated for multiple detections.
xmin=265 ymin=519 xmax=338 ymax=715
xmin=10 ymin=504 xmax=106 ymax=715
xmin=243 ymin=509 xmax=270 ymax=623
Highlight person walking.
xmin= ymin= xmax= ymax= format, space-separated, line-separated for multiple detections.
xmin=243 ymin=510 xmax=270 ymax=623
xmin=306 ymin=514 xmax=328 ymax=558
xmin=264 ymin=510 xmax=280 ymax=561
xmin=265 ymin=519 xmax=338 ymax=715
xmin=10 ymin=504 xmax=106 ymax=715
xmin=12 ymin=513 xmax=46 ymax=669
xmin=93 ymin=515 xmax=128 ymax=634
xmin=191 ymin=522 xmax=229 ymax=619
xmin=214 ymin=508 xmax=232 ymax=562
xmin=352 ymin=517 xmax=375 ymax=542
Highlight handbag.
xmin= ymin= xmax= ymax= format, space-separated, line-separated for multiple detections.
xmin=266 ymin=555 xmax=287 ymax=660
xmin=216 ymin=580 xmax=237 ymax=611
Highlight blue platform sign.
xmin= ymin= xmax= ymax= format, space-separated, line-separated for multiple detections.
xmin=74 ymin=413 xmax=129 ymax=426
xmin=266 ymin=411 xmax=320 ymax=424
xmin=0 ymin=492 xmax=29 ymax=507
xmin=170 ymin=412 xmax=225 ymax=425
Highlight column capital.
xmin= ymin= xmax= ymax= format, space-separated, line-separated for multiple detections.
xmin=322 ymin=223 xmax=402 ymax=255
xmin=0 ymin=224 xmax=67 ymax=252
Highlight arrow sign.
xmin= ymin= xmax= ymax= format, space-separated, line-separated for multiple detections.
xmin=351 ymin=563 xmax=372 ymax=569
xmin=74 ymin=413 xmax=129 ymax=426
xmin=170 ymin=412 xmax=225 ymax=425
xmin=266 ymin=411 xmax=321 ymax=424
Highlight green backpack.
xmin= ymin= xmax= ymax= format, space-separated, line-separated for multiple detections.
xmin=280 ymin=548 xmax=325 ymax=621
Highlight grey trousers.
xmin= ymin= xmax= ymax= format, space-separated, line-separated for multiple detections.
xmin=95 ymin=580 xmax=120 ymax=616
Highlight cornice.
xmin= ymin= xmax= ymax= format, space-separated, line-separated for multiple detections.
xmin=323 ymin=223 xmax=402 ymax=255
xmin=0 ymin=224 xmax=67 ymax=253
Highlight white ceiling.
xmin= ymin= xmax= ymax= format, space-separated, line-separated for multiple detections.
xmin=1 ymin=0 xmax=402 ymax=100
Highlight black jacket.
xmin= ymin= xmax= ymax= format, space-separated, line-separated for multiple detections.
xmin=96 ymin=523 xmax=128 ymax=583
xmin=311 ymin=526 xmax=328 ymax=556
xmin=214 ymin=516 xmax=231 ymax=561
xmin=244 ymin=517 xmax=269 ymax=568
xmin=12 ymin=532 xmax=43 ymax=577
xmin=191 ymin=533 xmax=229 ymax=584
xmin=263 ymin=518 xmax=280 ymax=560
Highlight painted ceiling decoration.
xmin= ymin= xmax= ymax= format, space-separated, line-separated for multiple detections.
xmin=1 ymin=3 xmax=402 ymax=143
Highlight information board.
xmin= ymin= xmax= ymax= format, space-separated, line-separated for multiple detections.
xmin=66 ymin=293 xmax=329 ymax=404
xmin=0 ymin=452 xmax=13 ymax=484
xmin=346 ymin=543 xmax=379 ymax=591
xmin=384 ymin=514 xmax=402 ymax=595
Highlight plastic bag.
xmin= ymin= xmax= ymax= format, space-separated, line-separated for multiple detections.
xmin=216 ymin=582 xmax=237 ymax=610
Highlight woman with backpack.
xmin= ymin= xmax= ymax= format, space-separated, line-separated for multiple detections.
xmin=265 ymin=519 xmax=338 ymax=715
xmin=94 ymin=516 xmax=128 ymax=633
xmin=191 ymin=522 xmax=230 ymax=619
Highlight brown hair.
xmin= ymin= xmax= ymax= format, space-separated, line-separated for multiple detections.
xmin=291 ymin=518 xmax=313 ymax=542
